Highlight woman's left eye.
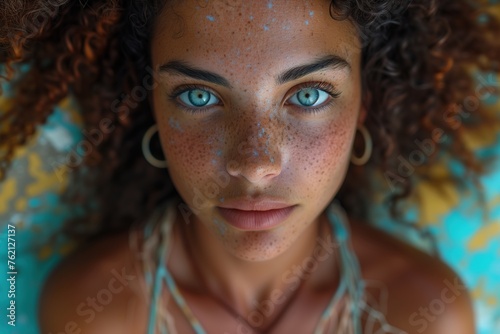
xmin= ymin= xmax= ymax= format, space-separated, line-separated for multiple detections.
xmin=288 ymin=87 xmax=331 ymax=108
xmin=286 ymin=82 xmax=341 ymax=112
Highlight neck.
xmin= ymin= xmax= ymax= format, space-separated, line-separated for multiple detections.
xmin=178 ymin=208 xmax=337 ymax=319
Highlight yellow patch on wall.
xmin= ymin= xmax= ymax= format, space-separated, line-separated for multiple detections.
xmin=15 ymin=197 xmax=27 ymax=212
xmin=468 ymin=221 xmax=500 ymax=251
xmin=462 ymin=127 xmax=499 ymax=151
xmin=0 ymin=179 xmax=17 ymax=213
xmin=26 ymin=153 xmax=67 ymax=196
xmin=486 ymin=296 xmax=498 ymax=307
xmin=414 ymin=165 xmax=460 ymax=226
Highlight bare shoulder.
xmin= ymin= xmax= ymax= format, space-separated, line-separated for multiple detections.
xmin=349 ymin=219 xmax=476 ymax=334
xmin=38 ymin=230 xmax=149 ymax=334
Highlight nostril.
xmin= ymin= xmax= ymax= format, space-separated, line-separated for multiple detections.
xmin=225 ymin=148 xmax=281 ymax=184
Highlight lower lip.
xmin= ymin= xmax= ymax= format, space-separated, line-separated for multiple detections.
xmin=216 ymin=206 xmax=296 ymax=231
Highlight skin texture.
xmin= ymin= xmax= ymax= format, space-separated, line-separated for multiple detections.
xmin=37 ymin=1 xmax=477 ymax=333
xmin=150 ymin=0 xmax=365 ymax=318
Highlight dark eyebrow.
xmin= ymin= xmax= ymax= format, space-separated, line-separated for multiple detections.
xmin=158 ymin=60 xmax=232 ymax=88
xmin=157 ymin=54 xmax=350 ymax=87
xmin=277 ymin=55 xmax=351 ymax=84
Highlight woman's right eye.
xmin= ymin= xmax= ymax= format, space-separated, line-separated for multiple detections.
xmin=170 ymin=87 xmax=220 ymax=112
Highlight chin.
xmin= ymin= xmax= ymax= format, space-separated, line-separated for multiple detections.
xmin=221 ymin=229 xmax=297 ymax=262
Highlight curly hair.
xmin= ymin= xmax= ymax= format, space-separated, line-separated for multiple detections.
xmin=1 ymin=0 xmax=499 ymax=243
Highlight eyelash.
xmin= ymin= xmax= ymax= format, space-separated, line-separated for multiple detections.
xmin=167 ymin=81 xmax=341 ymax=114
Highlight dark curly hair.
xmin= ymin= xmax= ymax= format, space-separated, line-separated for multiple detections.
xmin=1 ymin=0 xmax=499 ymax=245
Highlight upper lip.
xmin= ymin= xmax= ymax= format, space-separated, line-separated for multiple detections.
xmin=217 ymin=197 xmax=294 ymax=211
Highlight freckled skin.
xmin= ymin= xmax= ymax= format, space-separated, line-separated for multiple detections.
xmin=150 ymin=0 xmax=365 ymax=314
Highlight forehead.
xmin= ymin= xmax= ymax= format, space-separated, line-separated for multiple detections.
xmin=151 ymin=0 xmax=361 ymax=81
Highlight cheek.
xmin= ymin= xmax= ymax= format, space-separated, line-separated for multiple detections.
xmin=158 ymin=119 xmax=223 ymax=198
xmin=167 ymin=129 xmax=212 ymax=170
xmin=289 ymin=112 xmax=356 ymax=194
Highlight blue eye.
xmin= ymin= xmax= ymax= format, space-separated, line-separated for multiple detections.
xmin=178 ymin=88 xmax=220 ymax=108
xmin=286 ymin=82 xmax=341 ymax=114
xmin=289 ymin=87 xmax=330 ymax=107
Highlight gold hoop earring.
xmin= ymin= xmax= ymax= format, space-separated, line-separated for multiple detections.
xmin=142 ymin=124 xmax=168 ymax=169
xmin=350 ymin=124 xmax=372 ymax=166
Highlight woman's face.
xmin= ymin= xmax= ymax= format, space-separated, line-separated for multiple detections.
xmin=150 ymin=0 xmax=364 ymax=261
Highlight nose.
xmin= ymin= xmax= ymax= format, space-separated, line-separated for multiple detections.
xmin=226 ymin=119 xmax=283 ymax=184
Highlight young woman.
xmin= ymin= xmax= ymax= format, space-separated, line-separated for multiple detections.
xmin=1 ymin=0 xmax=499 ymax=333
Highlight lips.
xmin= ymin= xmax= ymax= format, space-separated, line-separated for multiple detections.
xmin=216 ymin=205 xmax=296 ymax=230
xmin=217 ymin=198 xmax=293 ymax=211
